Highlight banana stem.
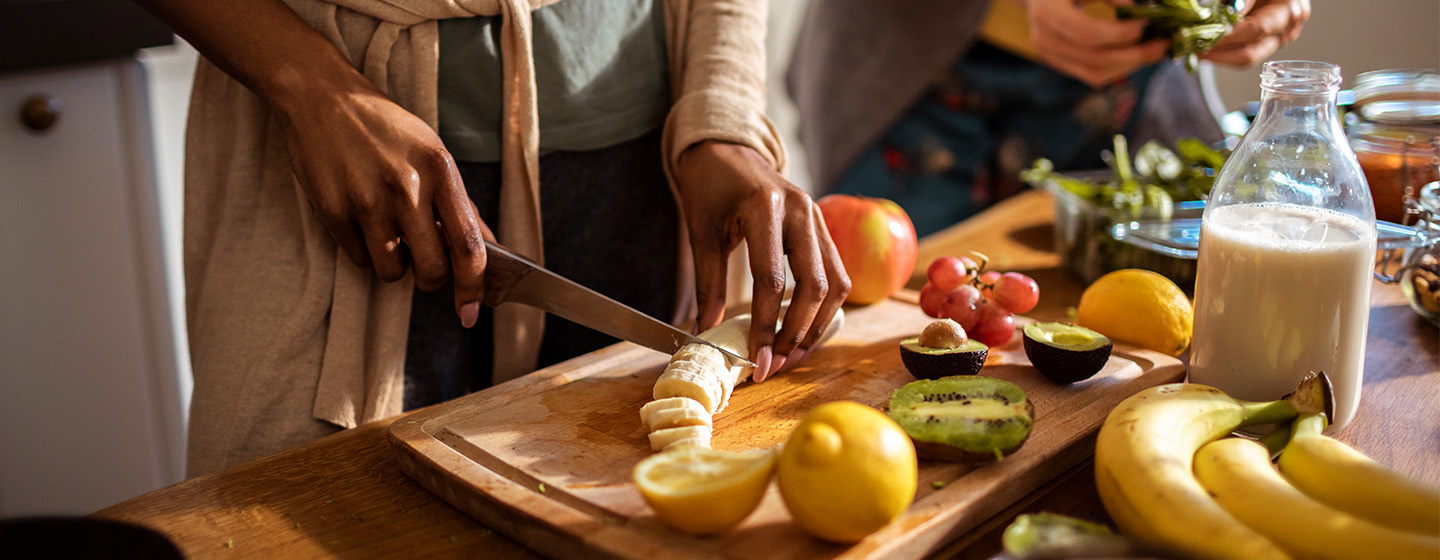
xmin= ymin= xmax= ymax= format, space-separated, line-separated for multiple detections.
xmin=1288 ymin=412 xmax=1327 ymax=441
xmin=1256 ymin=423 xmax=1292 ymax=457
xmin=1236 ymin=372 xmax=1333 ymax=429
xmin=1236 ymin=399 xmax=1303 ymax=428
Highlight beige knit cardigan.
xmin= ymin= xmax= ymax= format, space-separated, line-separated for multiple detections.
xmin=182 ymin=0 xmax=783 ymax=476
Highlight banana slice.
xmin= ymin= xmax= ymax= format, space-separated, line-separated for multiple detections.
xmin=653 ymin=354 xmax=726 ymax=413
xmin=648 ymin=424 xmax=712 ymax=452
xmin=640 ymin=397 xmax=713 ymax=431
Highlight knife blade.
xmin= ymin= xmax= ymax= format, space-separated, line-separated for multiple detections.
xmin=481 ymin=240 xmax=755 ymax=367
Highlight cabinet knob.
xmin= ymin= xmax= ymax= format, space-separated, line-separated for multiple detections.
xmin=20 ymin=94 xmax=61 ymax=132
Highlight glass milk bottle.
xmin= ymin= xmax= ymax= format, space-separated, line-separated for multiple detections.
xmin=1189 ymin=61 xmax=1376 ymax=432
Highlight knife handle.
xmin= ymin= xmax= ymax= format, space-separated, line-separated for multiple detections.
xmin=481 ymin=241 xmax=531 ymax=308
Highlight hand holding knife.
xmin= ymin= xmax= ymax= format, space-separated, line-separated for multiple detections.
xmin=480 ymin=240 xmax=755 ymax=367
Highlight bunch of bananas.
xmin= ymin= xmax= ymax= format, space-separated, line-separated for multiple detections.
xmin=1096 ymin=374 xmax=1440 ymax=560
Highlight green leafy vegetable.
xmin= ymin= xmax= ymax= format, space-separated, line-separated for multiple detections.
xmin=1021 ymin=135 xmax=1226 ymax=219
xmin=1019 ymin=135 xmax=1228 ymax=292
xmin=1117 ymin=0 xmax=1240 ymax=72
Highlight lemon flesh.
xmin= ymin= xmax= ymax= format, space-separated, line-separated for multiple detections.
xmin=1076 ymin=269 xmax=1193 ymax=356
xmin=632 ymin=446 xmax=775 ymax=535
xmin=777 ymin=401 xmax=918 ymax=543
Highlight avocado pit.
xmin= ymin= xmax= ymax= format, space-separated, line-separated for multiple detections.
xmin=900 ymin=319 xmax=989 ymax=379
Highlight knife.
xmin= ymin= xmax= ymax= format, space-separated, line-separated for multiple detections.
xmin=481 ymin=240 xmax=755 ymax=367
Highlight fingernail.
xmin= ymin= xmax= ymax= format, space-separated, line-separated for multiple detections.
xmin=753 ymin=346 xmax=773 ymax=383
xmin=460 ymin=301 xmax=479 ymax=328
xmin=782 ymin=348 xmax=809 ymax=371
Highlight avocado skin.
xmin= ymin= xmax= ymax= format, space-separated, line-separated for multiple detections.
xmin=1022 ymin=323 xmax=1113 ymax=384
xmin=898 ymin=338 xmax=988 ymax=379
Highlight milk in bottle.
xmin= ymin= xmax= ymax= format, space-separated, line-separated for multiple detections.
xmin=1188 ymin=61 xmax=1376 ymax=431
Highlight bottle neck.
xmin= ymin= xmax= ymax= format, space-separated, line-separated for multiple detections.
xmin=1252 ymin=87 xmax=1343 ymax=133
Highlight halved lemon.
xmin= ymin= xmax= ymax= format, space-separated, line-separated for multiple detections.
xmin=632 ymin=446 xmax=776 ymax=534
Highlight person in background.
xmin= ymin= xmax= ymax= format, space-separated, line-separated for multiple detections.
xmin=788 ymin=0 xmax=1310 ymax=237
xmin=134 ymin=0 xmax=849 ymax=477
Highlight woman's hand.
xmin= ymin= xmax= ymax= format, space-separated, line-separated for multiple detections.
xmin=1026 ymin=0 xmax=1170 ymax=86
xmin=673 ymin=141 xmax=851 ymax=382
xmin=134 ymin=0 xmax=491 ymax=328
xmin=273 ymin=77 xmax=490 ymax=328
xmin=1201 ymin=0 xmax=1310 ymax=67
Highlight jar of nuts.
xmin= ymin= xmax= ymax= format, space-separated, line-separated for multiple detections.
xmin=1400 ymin=183 xmax=1440 ymax=325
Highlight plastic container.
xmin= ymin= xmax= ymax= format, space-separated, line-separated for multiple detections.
xmin=1043 ymin=173 xmax=1200 ymax=292
xmin=1189 ymin=61 xmax=1376 ymax=432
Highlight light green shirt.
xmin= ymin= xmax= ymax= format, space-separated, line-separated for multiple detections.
xmin=436 ymin=0 xmax=670 ymax=163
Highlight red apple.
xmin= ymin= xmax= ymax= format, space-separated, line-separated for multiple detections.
xmin=816 ymin=194 xmax=918 ymax=305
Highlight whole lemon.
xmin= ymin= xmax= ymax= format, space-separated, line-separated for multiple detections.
xmin=777 ymin=401 xmax=917 ymax=543
xmin=1076 ymin=269 xmax=1193 ymax=356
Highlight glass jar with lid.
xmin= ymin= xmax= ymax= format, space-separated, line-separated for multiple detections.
xmin=1347 ymin=69 xmax=1440 ymax=224
xmin=1399 ymin=182 xmax=1440 ymax=325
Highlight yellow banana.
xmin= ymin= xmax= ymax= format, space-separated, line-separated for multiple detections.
xmin=1277 ymin=413 xmax=1440 ymax=535
xmin=1195 ymin=437 xmax=1440 ymax=560
xmin=1094 ymin=377 xmax=1328 ymax=560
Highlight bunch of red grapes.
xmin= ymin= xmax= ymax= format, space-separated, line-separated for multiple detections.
xmin=919 ymin=254 xmax=1039 ymax=347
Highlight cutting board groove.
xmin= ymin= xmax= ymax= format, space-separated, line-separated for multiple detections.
xmin=390 ymin=296 xmax=1185 ymax=559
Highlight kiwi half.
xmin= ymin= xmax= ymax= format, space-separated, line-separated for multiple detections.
xmin=1022 ymin=322 xmax=1112 ymax=384
xmin=885 ymin=376 xmax=1034 ymax=463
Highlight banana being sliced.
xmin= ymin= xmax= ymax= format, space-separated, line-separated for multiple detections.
xmin=642 ymin=307 xmax=845 ymax=453
xmin=648 ymin=424 xmax=712 ymax=452
xmin=653 ymin=354 xmax=727 ymax=414
xmin=653 ymin=307 xmax=845 ymax=416
xmin=640 ymin=397 xmax=712 ymax=432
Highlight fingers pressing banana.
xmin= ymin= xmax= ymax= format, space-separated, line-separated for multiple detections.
xmin=640 ymin=307 xmax=845 ymax=452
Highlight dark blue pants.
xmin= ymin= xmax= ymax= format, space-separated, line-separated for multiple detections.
xmin=834 ymin=42 xmax=1159 ymax=237
xmin=403 ymin=129 xmax=678 ymax=409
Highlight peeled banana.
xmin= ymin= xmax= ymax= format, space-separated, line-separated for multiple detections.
xmin=641 ymin=307 xmax=844 ymax=450
xmin=1277 ymin=413 xmax=1440 ymax=535
xmin=653 ymin=348 xmax=737 ymax=414
xmin=1094 ymin=376 xmax=1329 ymax=560
xmin=1195 ymin=437 xmax=1440 ymax=560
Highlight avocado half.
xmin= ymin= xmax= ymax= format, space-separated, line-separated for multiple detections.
xmin=899 ymin=337 xmax=989 ymax=379
xmin=1022 ymin=322 xmax=1113 ymax=384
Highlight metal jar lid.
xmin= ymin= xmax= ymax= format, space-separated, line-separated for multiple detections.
xmin=1350 ymin=68 xmax=1440 ymax=126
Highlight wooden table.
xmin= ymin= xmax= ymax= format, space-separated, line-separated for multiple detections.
xmin=93 ymin=189 xmax=1440 ymax=559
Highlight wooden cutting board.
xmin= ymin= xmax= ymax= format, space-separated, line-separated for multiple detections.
xmin=389 ymin=294 xmax=1185 ymax=560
